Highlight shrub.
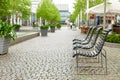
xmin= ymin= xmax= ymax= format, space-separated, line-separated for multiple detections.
xmin=32 ymin=24 xmax=37 ymax=27
xmin=106 ymin=33 xmax=120 ymax=43
xmin=40 ymin=25 xmax=49 ymax=29
xmin=56 ymin=23 xmax=61 ymax=29
xmin=12 ymin=24 xmax=21 ymax=31
xmin=0 ymin=21 xmax=16 ymax=40
xmin=50 ymin=24 xmax=55 ymax=28
xmin=13 ymin=24 xmax=21 ymax=28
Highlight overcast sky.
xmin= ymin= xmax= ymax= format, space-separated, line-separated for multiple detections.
xmin=107 ymin=0 xmax=119 ymax=2
xmin=52 ymin=0 xmax=120 ymax=13
xmin=52 ymin=0 xmax=75 ymax=13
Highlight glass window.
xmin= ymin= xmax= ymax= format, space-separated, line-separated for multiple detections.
xmin=60 ymin=12 xmax=70 ymax=17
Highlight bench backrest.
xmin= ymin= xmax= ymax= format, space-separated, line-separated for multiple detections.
xmin=85 ymin=26 xmax=97 ymax=43
xmin=91 ymin=27 xmax=103 ymax=45
xmin=94 ymin=29 xmax=112 ymax=56
xmin=84 ymin=26 xmax=93 ymax=40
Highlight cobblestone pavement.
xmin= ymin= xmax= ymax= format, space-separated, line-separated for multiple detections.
xmin=0 ymin=27 xmax=120 ymax=80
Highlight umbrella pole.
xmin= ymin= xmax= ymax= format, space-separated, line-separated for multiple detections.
xmin=103 ymin=0 xmax=106 ymax=28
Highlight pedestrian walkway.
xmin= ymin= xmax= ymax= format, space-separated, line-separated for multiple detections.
xmin=0 ymin=26 xmax=120 ymax=80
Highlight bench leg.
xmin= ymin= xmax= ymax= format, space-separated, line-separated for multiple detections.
xmin=101 ymin=52 xmax=103 ymax=68
xmin=101 ymin=49 xmax=107 ymax=75
xmin=76 ymin=56 xmax=79 ymax=68
xmin=104 ymin=51 xmax=107 ymax=75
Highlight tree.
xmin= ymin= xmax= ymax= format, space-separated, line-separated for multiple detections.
xmin=70 ymin=0 xmax=103 ymax=23
xmin=0 ymin=0 xmax=12 ymax=19
xmin=48 ymin=3 xmax=61 ymax=23
xmin=17 ymin=0 xmax=31 ymax=19
xmin=0 ymin=0 xmax=31 ymax=21
xmin=70 ymin=0 xmax=86 ymax=22
xmin=37 ymin=0 xmax=61 ymax=25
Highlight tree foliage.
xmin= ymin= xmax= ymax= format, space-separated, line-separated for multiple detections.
xmin=0 ymin=0 xmax=31 ymax=20
xmin=37 ymin=0 xmax=61 ymax=23
xmin=17 ymin=0 xmax=31 ymax=19
xmin=0 ymin=0 xmax=12 ymax=18
xmin=70 ymin=0 xmax=103 ymax=23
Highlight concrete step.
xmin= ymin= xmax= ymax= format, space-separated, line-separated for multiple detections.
xmin=9 ymin=32 xmax=39 ymax=46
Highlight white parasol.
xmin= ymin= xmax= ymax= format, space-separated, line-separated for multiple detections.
xmin=86 ymin=1 xmax=120 ymax=14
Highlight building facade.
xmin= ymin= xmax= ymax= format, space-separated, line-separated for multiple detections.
xmin=23 ymin=0 xmax=70 ymax=26
xmin=55 ymin=4 xmax=70 ymax=24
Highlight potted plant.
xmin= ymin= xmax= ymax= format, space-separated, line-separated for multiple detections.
xmin=50 ymin=24 xmax=56 ymax=32
xmin=0 ymin=21 xmax=16 ymax=55
xmin=13 ymin=24 xmax=21 ymax=31
xmin=56 ymin=23 xmax=61 ymax=29
xmin=40 ymin=25 xmax=49 ymax=36
xmin=32 ymin=23 xmax=36 ymax=28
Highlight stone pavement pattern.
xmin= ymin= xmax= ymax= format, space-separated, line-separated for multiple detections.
xmin=0 ymin=27 xmax=120 ymax=80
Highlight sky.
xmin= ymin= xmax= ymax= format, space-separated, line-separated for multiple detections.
xmin=52 ymin=0 xmax=75 ymax=13
xmin=107 ymin=0 xmax=119 ymax=2
xmin=52 ymin=0 xmax=120 ymax=13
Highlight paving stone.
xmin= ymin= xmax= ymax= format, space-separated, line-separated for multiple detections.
xmin=0 ymin=27 xmax=120 ymax=80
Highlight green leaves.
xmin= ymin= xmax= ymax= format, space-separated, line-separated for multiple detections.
xmin=70 ymin=0 xmax=85 ymax=22
xmin=106 ymin=33 xmax=120 ymax=43
xmin=56 ymin=23 xmax=61 ymax=29
xmin=12 ymin=24 xmax=21 ymax=28
xmin=37 ymin=0 xmax=61 ymax=23
xmin=0 ymin=0 xmax=31 ymax=19
xmin=15 ymin=0 xmax=31 ymax=19
xmin=50 ymin=24 xmax=55 ymax=28
xmin=0 ymin=21 xmax=16 ymax=40
xmin=0 ymin=0 xmax=11 ymax=18
xmin=70 ymin=0 xmax=103 ymax=22
xmin=40 ymin=25 xmax=49 ymax=29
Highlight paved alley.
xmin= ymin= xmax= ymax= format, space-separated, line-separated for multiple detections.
xmin=0 ymin=27 xmax=120 ymax=80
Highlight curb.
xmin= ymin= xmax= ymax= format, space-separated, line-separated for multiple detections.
xmin=9 ymin=32 xmax=39 ymax=46
xmin=104 ymin=42 xmax=120 ymax=48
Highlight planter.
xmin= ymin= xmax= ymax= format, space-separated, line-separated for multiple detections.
xmin=0 ymin=37 xmax=10 ymax=55
xmin=56 ymin=24 xmax=61 ymax=30
xmin=50 ymin=27 xmax=55 ymax=32
xmin=14 ymin=27 xmax=20 ymax=32
xmin=40 ymin=28 xmax=48 ymax=36
xmin=13 ymin=24 xmax=21 ymax=32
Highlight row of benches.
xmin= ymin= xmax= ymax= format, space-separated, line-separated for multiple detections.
xmin=72 ymin=26 xmax=112 ymax=74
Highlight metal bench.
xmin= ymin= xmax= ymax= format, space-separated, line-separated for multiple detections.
xmin=73 ymin=27 xmax=103 ymax=50
xmin=73 ymin=29 xmax=112 ymax=74
xmin=73 ymin=26 xmax=93 ymax=42
xmin=73 ymin=26 xmax=97 ymax=45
